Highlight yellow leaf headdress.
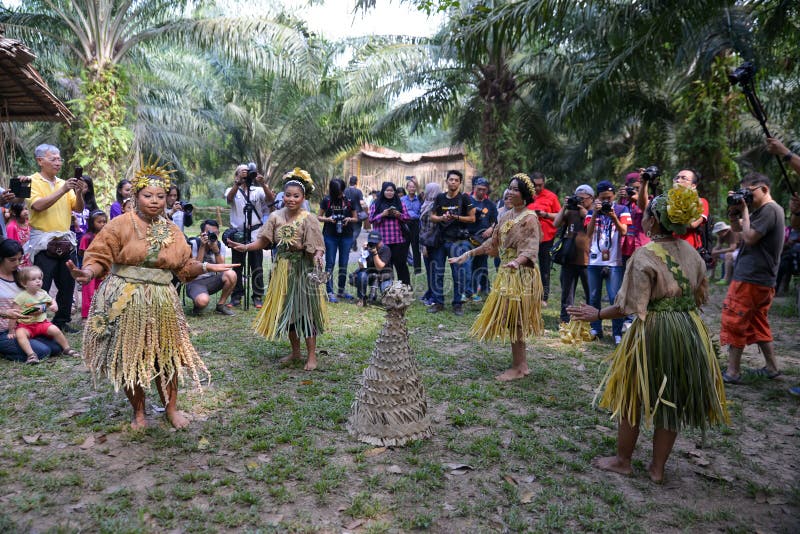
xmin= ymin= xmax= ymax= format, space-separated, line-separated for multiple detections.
xmin=132 ymin=157 xmax=175 ymax=193
xmin=282 ymin=167 xmax=315 ymax=195
xmin=512 ymin=172 xmax=536 ymax=199
xmin=650 ymin=185 xmax=703 ymax=234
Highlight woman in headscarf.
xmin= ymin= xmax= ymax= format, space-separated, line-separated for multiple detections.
xmin=369 ymin=181 xmax=411 ymax=285
xmin=419 ymin=182 xmax=442 ymax=305
xmin=568 ymin=186 xmax=728 ymax=483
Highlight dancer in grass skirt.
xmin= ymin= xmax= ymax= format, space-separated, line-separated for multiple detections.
xmin=229 ymin=168 xmax=327 ymax=371
xmin=69 ymin=161 xmax=238 ymax=430
xmin=450 ymin=173 xmax=543 ymax=381
xmin=568 ymin=186 xmax=729 ymax=482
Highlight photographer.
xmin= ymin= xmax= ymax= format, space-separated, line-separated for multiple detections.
xmin=466 ymin=177 xmax=497 ymax=300
xmin=224 ymin=164 xmax=275 ymax=308
xmin=165 ymin=185 xmax=192 ymax=232
xmin=720 ymin=173 xmax=784 ymax=384
xmin=185 ymin=220 xmax=237 ymax=316
xmin=318 ymin=178 xmax=357 ymax=302
xmin=640 ymin=167 xmax=709 ymax=251
xmin=352 ymin=231 xmax=393 ymax=306
xmin=617 ymin=172 xmax=649 ymax=262
xmin=553 ymin=184 xmax=593 ymax=324
xmin=765 ymin=137 xmax=800 ymax=231
xmin=528 ymin=172 xmax=561 ymax=305
xmin=585 ymin=180 xmax=631 ymax=344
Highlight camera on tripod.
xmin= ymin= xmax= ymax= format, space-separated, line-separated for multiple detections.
xmin=727 ymin=188 xmax=754 ymax=208
xmin=246 ymin=162 xmax=258 ymax=188
xmin=728 ymin=61 xmax=755 ymax=86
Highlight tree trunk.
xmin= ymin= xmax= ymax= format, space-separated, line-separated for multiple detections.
xmin=478 ymin=61 xmax=516 ymax=190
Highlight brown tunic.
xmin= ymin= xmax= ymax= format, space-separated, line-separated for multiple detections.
xmin=257 ymin=208 xmax=325 ymax=255
xmin=472 ymin=208 xmax=541 ymax=263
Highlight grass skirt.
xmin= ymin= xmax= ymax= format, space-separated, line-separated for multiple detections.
xmin=253 ymin=252 xmax=328 ymax=340
xmin=597 ymin=309 xmax=729 ymax=432
xmin=83 ymin=272 xmax=209 ymax=395
xmin=470 ymin=264 xmax=544 ymax=343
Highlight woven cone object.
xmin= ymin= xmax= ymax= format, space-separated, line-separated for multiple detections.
xmin=348 ymin=282 xmax=432 ymax=446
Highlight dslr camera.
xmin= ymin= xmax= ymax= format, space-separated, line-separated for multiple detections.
xmin=245 ymin=162 xmax=258 ymax=187
xmin=625 ymin=186 xmax=637 ymax=198
xmin=331 ymin=213 xmax=345 ymax=234
xmin=641 ymin=165 xmax=662 ymax=185
xmin=203 ymin=230 xmax=218 ymax=244
xmin=727 ymin=188 xmax=754 ymax=208
xmin=600 ymin=200 xmax=613 ymax=214
xmin=565 ymin=195 xmax=581 ymax=210
xmin=178 ymin=200 xmax=193 ymax=217
xmin=728 ymin=61 xmax=755 ymax=86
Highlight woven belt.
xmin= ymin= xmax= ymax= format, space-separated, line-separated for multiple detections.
xmin=111 ymin=264 xmax=173 ymax=285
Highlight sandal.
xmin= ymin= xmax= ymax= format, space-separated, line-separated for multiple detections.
xmin=722 ymin=371 xmax=741 ymax=385
xmin=62 ymin=348 xmax=81 ymax=358
xmin=25 ymin=353 xmax=40 ymax=365
xmin=752 ymin=367 xmax=781 ymax=379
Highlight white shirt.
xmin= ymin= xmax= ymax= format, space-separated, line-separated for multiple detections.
xmin=224 ymin=186 xmax=268 ymax=230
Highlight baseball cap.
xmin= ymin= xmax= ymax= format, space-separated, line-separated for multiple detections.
xmin=625 ymin=172 xmax=640 ymax=185
xmin=473 ymin=177 xmax=490 ymax=187
xmin=367 ymin=231 xmax=382 ymax=244
xmin=711 ymin=222 xmax=731 ymax=235
xmin=574 ymin=184 xmax=594 ymax=197
xmin=596 ymin=180 xmax=615 ymax=193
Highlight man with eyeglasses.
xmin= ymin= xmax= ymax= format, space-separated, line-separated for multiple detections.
xmin=720 ymin=173 xmax=784 ymax=385
xmin=553 ymin=184 xmax=593 ymax=324
xmin=639 ymin=168 xmax=709 ymax=251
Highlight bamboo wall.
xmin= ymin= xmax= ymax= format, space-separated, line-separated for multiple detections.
xmin=343 ymin=154 xmax=478 ymax=195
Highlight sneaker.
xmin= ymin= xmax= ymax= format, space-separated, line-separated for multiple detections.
xmin=327 ymin=293 xmax=339 ymax=303
xmin=215 ymin=304 xmax=235 ymax=316
xmin=589 ymin=329 xmax=601 ymax=340
xmin=252 ymin=296 xmax=263 ymax=309
xmin=427 ymin=304 xmax=444 ymax=314
xmin=614 ymin=335 xmax=622 ymax=346
xmin=337 ymin=292 xmax=355 ymax=300
xmin=453 ymin=304 xmax=464 ymax=316
xmin=471 ymin=294 xmax=482 ymax=302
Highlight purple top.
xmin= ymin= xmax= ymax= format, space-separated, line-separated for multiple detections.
xmin=369 ymin=202 xmax=410 ymax=245
xmin=109 ymin=202 xmax=123 ymax=219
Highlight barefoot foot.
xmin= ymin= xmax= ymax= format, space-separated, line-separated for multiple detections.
xmin=591 ymin=455 xmax=633 ymax=476
xmin=495 ymin=368 xmax=528 ymax=381
xmin=304 ymin=356 xmax=318 ymax=371
xmin=166 ymin=409 xmax=190 ymax=429
xmin=279 ymin=353 xmax=302 ymax=365
xmin=647 ymin=463 xmax=665 ymax=484
xmin=131 ymin=412 xmax=147 ymax=431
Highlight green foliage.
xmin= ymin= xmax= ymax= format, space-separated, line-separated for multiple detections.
xmin=69 ymin=66 xmax=133 ymax=206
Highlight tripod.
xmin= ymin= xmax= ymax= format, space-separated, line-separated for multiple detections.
xmin=237 ymin=184 xmax=262 ymax=312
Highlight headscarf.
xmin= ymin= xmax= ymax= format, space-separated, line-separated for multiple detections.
xmin=420 ymin=182 xmax=442 ymax=219
xmin=372 ymin=181 xmax=402 ymax=214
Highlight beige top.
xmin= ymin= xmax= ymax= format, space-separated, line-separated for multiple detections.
xmin=615 ymin=238 xmax=708 ymax=319
xmin=472 ymin=208 xmax=541 ymax=263
xmin=257 ymin=208 xmax=325 ymax=255
xmin=83 ymin=211 xmax=198 ymax=282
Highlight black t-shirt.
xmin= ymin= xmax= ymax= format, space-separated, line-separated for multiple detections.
xmin=468 ymin=197 xmax=498 ymax=235
xmin=345 ymin=186 xmax=364 ymax=214
xmin=367 ymin=244 xmax=393 ymax=279
xmin=321 ymin=196 xmax=355 ymax=237
xmin=434 ymin=192 xmax=473 ymax=241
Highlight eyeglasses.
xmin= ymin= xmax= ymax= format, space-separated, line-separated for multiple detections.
xmin=745 ymin=185 xmax=763 ymax=192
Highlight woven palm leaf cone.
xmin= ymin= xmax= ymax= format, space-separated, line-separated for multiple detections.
xmin=348 ymin=282 xmax=432 ymax=446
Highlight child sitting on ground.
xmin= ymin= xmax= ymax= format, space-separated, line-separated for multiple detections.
xmin=7 ymin=266 xmax=80 ymax=364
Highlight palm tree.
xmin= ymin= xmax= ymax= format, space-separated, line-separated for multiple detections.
xmin=0 ymin=0 xmax=320 ymax=204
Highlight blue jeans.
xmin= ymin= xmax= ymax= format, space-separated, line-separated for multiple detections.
xmin=431 ymin=240 xmax=470 ymax=306
xmin=587 ymin=265 xmax=625 ymax=337
xmin=471 ymin=254 xmax=490 ymax=294
xmin=354 ymin=270 xmax=392 ymax=302
xmin=324 ymin=234 xmax=354 ymax=295
xmin=0 ymin=331 xmax=63 ymax=362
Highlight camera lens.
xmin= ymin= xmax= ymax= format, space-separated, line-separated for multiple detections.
xmin=207 ymin=232 xmax=218 ymax=243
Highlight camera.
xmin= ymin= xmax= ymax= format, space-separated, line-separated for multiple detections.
xmin=600 ymin=200 xmax=613 ymax=214
xmin=332 ymin=214 xmax=345 ymax=234
xmin=728 ymin=61 xmax=755 ymax=86
xmin=625 ymin=186 xmax=637 ymax=198
xmin=727 ymin=188 xmax=754 ymax=207
xmin=641 ymin=165 xmax=662 ymax=184
xmin=565 ymin=195 xmax=581 ymax=210
xmin=246 ymin=162 xmax=258 ymax=187
xmin=204 ymin=231 xmax=218 ymax=243
xmin=9 ymin=177 xmax=31 ymax=198
xmin=178 ymin=201 xmax=193 ymax=217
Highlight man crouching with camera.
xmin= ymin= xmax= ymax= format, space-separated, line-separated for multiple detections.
xmin=351 ymin=231 xmax=393 ymax=307
xmin=185 ymin=219 xmax=237 ymax=316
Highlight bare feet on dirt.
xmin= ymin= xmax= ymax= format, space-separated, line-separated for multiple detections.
xmin=592 ymin=455 xmax=633 ymax=476
xmin=304 ymin=356 xmax=318 ymax=371
xmin=495 ymin=367 xmax=529 ymax=381
xmin=131 ymin=412 xmax=147 ymax=431
xmin=648 ymin=463 xmax=665 ymax=484
xmin=279 ymin=354 xmax=302 ymax=365
xmin=166 ymin=409 xmax=190 ymax=429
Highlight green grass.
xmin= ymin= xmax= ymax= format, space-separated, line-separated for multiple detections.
xmin=0 ymin=268 xmax=797 ymax=531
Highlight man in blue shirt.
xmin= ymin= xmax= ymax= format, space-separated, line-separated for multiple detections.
xmin=401 ymin=177 xmax=423 ymax=275
xmin=466 ymin=177 xmax=497 ymax=300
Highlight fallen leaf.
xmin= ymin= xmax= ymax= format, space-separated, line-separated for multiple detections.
xmin=755 ymin=492 xmax=767 ymax=504
xmin=692 ymin=457 xmax=710 ymax=467
xmin=337 ymin=505 xmax=348 ymax=512
xmin=79 ymin=436 xmax=95 ymax=449
xmin=198 ymin=437 xmax=210 ymax=450
xmin=386 ymin=465 xmax=403 ymax=474
xmin=225 ymin=465 xmax=244 ymax=474
xmin=301 ymin=380 xmax=313 ymax=385
xmin=152 ymin=405 xmax=165 ymax=413
xmin=445 ymin=463 xmax=474 ymax=475
xmin=520 ymin=491 xmax=535 ymax=504
xmin=691 ymin=467 xmax=733 ymax=483
xmin=503 ymin=474 xmax=518 ymax=486
xmin=246 ymin=461 xmax=259 ymax=470
xmin=22 ymin=434 xmax=41 ymax=444
xmin=437 ymin=324 xmax=445 ymax=329
xmin=95 ymin=434 xmax=107 ymax=445
xmin=363 ymin=447 xmax=387 ymax=457
xmin=457 ymin=407 xmax=465 ymax=414
xmin=257 ymin=454 xmax=271 ymax=463
xmin=344 ymin=518 xmax=364 ymax=530
xmin=541 ymin=354 xmax=557 ymax=360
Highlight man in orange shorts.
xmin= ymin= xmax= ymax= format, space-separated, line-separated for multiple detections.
xmin=720 ymin=172 xmax=784 ymax=384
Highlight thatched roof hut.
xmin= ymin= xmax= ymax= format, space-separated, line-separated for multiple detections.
xmin=0 ymin=34 xmax=73 ymax=123
xmin=343 ymin=144 xmax=478 ymax=193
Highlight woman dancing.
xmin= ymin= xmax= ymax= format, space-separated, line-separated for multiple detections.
xmin=450 ymin=173 xmax=544 ymax=381
xmin=69 ymin=162 xmax=237 ymax=430
xmin=568 ymin=186 xmax=729 ymax=482
xmin=229 ymin=168 xmax=327 ymax=371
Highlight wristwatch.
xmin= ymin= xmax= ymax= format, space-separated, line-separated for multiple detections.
xmin=783 ymin=151 xmax=795 ymax=162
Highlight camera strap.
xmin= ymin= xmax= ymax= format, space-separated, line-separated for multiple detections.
xmin=237 ymin=187 xmax=263 ymax=222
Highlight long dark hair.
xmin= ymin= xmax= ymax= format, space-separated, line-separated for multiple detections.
xmin=9 ymin=202 xmax=26 ymax=222
xmin=82 ymin=175 xmax=99 ymax=212
xmin=87 ymin=210 xmax=107 ymax=234
xmin=373 ymin=181 xmax=402 ymax=214
xmin=115 ymin=179 xmax=131 ymax=203
xmin=0 ymin=239 xmax=23 ymax=286
xmin=328 ymin=178 xmax=345 ymax=202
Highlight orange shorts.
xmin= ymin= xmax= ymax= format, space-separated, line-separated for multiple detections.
xmin=16 ymin=320 xmax=54 ymax=339
xmin=720 ymin=280 xmax=774 ymax=348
